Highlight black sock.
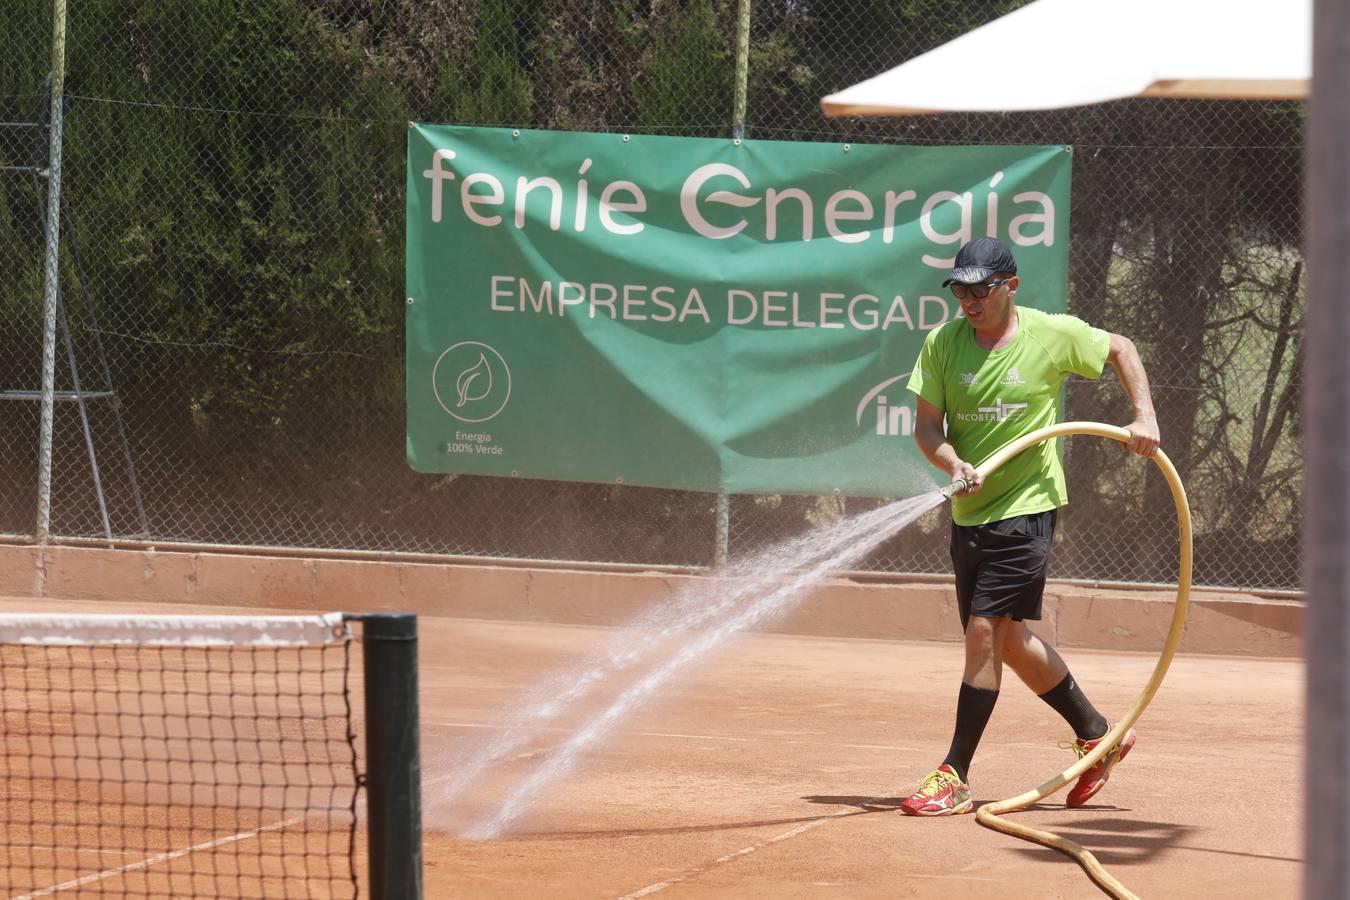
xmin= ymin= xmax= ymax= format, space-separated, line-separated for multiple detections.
xmin=941 ymin=682 xmax=999 ymax=782
xmin=1037 ymin=673 xmax=1109 ymax=741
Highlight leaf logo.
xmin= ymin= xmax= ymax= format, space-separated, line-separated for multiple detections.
xmin=432 ymin=341 xmax=512 ymax=423
xmin=456 ymin=353 xmax=492 ymax=407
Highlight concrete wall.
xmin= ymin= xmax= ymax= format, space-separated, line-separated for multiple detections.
xmin=0 ymin=543 xmax=1302 ymax=657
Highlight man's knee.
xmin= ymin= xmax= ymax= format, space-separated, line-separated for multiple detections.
xmin=964 ymin=615 xmax=1008 ymax=660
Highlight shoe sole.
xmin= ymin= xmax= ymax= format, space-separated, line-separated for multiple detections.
xmin=901 ymin=797 xmax=973 ymax=817
xmin=1066 ymin=730 xmax=1136 ymax=808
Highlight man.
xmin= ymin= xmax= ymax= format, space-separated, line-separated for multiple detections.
xmin=900 ymin=236 xmax=1159 ymax=817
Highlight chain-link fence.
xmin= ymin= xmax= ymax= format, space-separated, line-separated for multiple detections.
xmin=2 ymin=0 xmax=1302 ymax=592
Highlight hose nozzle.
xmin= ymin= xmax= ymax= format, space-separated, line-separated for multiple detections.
xmin=940 ymin=476 xmax=971 ymax=499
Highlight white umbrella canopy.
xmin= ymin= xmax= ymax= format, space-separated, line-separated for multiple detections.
xmin=820 ymin=0 xmax=1310 ymax=116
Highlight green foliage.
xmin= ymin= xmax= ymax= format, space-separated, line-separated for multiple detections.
xmin=634 ymin=0 xmax=733 ymax=133
xmin=432 ymin=0 xmax=538 ymax=125
xmin=33 ymin=0 xmax=410 ymax=452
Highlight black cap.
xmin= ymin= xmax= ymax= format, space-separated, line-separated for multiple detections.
xmin=942 ymin=237 xmax=1018 ymax=287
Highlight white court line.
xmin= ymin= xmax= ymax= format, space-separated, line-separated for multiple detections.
xmin=13 ymin=817 xmax=303 ymax=899
xmin=430 ymin=720 xmax=922 ymax=751
xmin=429 ymin=721 xmax=753 ymax=743
xmin=615 ymin=795 xmax=892 ymax=899
xmin=838 ymin=742 xmax=926 ymax=752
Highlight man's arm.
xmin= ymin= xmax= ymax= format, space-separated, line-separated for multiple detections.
xmin=914 ymin=396 xmax=983 ymax=495
xmin=1106 ymin=332 xmax=1160 ymax=457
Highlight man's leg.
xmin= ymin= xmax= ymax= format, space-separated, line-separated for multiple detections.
xmin=942 ymin=614 xmax=1011 ymax=776
xmin=1001 ymin=621 xmax=1135 ymax=806
xmin=901 ymin=516 xmax=1025 ymax=817
xmin=900 ymin=615 xmax=1007 ymax=817
xmin=1001 ymin=622 xmax=1106 ymax=740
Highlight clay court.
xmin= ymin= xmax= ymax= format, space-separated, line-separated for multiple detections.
xmin=0 ymin=553 xmax=1302 ymax=898
xmin=421 ymin=615 xmax=1301 ymax=899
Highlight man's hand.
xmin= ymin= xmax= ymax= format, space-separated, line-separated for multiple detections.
xmin=951 ymin=460 xmax=983 ymax=495
xmin=1124 ymin=415 xmax=1160 ymax=458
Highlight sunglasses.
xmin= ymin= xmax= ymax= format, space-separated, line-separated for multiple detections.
xmin=951 ymin=277 xmax=1012 ymax=301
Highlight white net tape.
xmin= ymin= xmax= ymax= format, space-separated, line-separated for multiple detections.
xmin=0 ymin=611 xmax=350 ymax=647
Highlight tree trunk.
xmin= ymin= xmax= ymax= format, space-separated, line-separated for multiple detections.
xmin=1138 ymin=151 xmax=1232 ymax=581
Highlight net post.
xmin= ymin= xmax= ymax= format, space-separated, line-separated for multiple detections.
xmin=358 ymin=612 xmax=423 ymax=900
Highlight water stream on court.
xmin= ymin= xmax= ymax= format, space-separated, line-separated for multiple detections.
xmin=434 ymin=487 xmax=947 ymax=839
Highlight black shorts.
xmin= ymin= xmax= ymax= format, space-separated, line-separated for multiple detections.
xmin=950 ymin=509 xmax=1057 ymax=631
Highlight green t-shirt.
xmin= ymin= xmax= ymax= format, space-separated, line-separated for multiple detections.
xmin=906 ymin=306 xmax=1110 ymax=526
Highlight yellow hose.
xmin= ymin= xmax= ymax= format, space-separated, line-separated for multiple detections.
xmin=960 ymin=422 xmax=1192 ymax=900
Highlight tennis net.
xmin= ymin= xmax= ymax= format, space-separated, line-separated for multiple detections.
xmin=0 ymin=611 xmax=421 ymax=899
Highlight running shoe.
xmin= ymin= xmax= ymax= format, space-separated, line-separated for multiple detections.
xmin=1063 ymin=723 xmax=1137 ymax=807
xmin=900 ymin=764 xmax=972 ymax=816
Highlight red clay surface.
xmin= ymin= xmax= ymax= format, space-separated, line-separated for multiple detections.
xmin=0 ymin=595 xmax=1302 ymax=899
xmin=421 ymin=616 xmax=1301 ymax=899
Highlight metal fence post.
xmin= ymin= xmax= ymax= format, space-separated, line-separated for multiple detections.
xmin=34 ymin=0 xmax=68 ymax=544
xmin=718 ymin=0 xmax=751 ymax=567
xmin=732 ymin=0 xmax=751 ymax=140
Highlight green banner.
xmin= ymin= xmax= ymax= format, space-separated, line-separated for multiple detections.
xmin=407 ymin=125 xmax=1072 ymax=496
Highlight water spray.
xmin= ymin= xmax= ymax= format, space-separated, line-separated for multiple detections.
xmin=951 ymin=422 xmax=1192 ymax=900
xmin=445 ymin=489 xmax=948 ymax=837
